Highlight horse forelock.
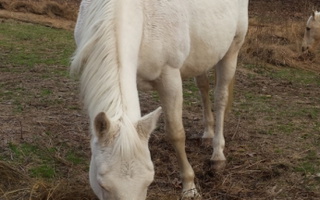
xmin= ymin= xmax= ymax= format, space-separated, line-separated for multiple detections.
xmin=112 ymin=115 xmax=149 ymax=162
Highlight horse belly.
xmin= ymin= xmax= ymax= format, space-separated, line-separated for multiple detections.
xmin=180 ymin=44 xmax=230 ymax=79
xmin=180 ymin=35 xmax=234 ymax=79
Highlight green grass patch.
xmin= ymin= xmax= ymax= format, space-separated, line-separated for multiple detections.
xmin=0 ymin=20 xmax=75 ymax=67
xmin=295 ymin=161 xmax=320 ymax=176
xmin=41 ymin=88 xmax=52 ymax=96
xmin=7 ymin=142 xmax=58 ymax=179
xmin=8 ymin=143 xmax=45 ymax=160
xmin=294 ymin=150 xmax=320 ymax=176
xmin=66 ymin=151 xmax=85 ymax=165
xmin=269 ymin=68 xmax=320 ymax=86
xmin=30 ymin=164 xmax=56 ymax=178
xmin=243 ymin=64 xmax=320 ymax=86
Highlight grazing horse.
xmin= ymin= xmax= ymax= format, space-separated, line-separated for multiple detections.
xmin=302 ymin=11 xmax=320 ymax=52
xmin=71 ymin=0 xmax=249 ymax=199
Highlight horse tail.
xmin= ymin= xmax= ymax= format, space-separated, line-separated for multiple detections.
xmin=70 ymin=0 xmax=143 ymax=120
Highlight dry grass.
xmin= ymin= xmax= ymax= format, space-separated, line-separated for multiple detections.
xmin=241 ymin=15 xmax=320 ymax=73
xmin=0 ymin=0 xmax=78 ymax=21
xmin=0 ymin=162 xmax=94 ymax=200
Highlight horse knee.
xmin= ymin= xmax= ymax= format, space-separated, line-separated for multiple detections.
xmin=214 ymin=90 xmax=229 ymax=107
xmin=166 ymin=128 xmax=186 ymax=144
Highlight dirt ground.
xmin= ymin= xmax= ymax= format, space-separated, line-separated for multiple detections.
xmin=0 ymin=0 xmax=320 ymax=200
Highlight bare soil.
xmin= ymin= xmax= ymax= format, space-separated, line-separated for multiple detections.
xmin=1 ymin=0 xmax=320 ymax=200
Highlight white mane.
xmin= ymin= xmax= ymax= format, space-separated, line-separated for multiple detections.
xmin=71 ymin=0 xmax=121 ymax=120
xmin=70 ymin=0 xmax=146 ymax=159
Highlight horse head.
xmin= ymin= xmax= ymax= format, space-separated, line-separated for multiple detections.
xmin=89 ymin=108 xmax=162 ymax=200
xmin=302 ymin=10 xmax=320 ymax=52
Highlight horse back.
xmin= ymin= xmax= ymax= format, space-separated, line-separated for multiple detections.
xmin=181 ymin=0 xmax=248 ymax=78
xmin=137 ymin=0 xmax=249 ymax=82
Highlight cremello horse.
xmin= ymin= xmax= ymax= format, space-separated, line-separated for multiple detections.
xmin=302 ymin=11 xmax=320 ymax=52
xmin=71 ymin=0 xmax=248 ymax=199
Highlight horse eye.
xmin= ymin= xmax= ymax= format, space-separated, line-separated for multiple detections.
xmin=306 ymin=27 xmax=311 ymax=31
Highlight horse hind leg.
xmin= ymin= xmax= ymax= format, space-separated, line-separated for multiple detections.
xmin=195 ymin=73 xmax=214 ymax=147
xmin=155 ymin=67 xmax=200 ymax=199
xmin=211 ymin=46 xmax=239 ymax=171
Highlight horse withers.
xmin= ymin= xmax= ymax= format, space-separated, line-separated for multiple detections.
xmin=71 ymin=0 xmax=249 ymax=199
xmin=302 ymin=11 xmax=320 ymax=52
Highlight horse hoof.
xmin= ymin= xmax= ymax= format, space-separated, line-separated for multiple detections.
xmin=210 ymin=160 xmax=226 ymax=171
xmin=181 ymin=195 xmax=202 ymax=200
xmin=181 ymin=188 xmax=201 ymax=200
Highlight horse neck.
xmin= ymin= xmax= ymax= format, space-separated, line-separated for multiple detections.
xmin=113 ymin=0 xmax=144 ymax=123
xmin=119 ymin=66 xmax=141 ymax=122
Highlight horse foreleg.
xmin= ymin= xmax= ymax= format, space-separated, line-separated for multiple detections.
xmin=212 ymin=48 xmax=239 ymax=171
xmin=195 ymin=73 xmax=214 ymax=147
xmin=155 ymin=67 xmax=200 ymax=199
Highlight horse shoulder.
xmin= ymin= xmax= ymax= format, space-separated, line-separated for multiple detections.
xmin=137 ymin=1 xmax=190 ymax=81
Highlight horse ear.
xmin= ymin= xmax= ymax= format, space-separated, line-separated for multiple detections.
xmin=137 ymin=107 xmax=162 ymax=139
xmin=312 ymin=10 xmax=317 ymax=19
xmin=94 ymin=112 xmax=111 ymax=139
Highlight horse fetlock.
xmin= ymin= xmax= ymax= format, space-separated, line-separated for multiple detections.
xmin=202 ymin=128 xmax=214 ymax=138
xmin=211 ymin=148 xmax=226 ymax=160
xmin=202 ymin=128 xmax=214 ymax=143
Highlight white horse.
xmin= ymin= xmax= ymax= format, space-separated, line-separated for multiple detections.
xmin=71 ymin=0 xmax=249 ymax=199
xmin=302 ymin=11 xmax=320 ymax=52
